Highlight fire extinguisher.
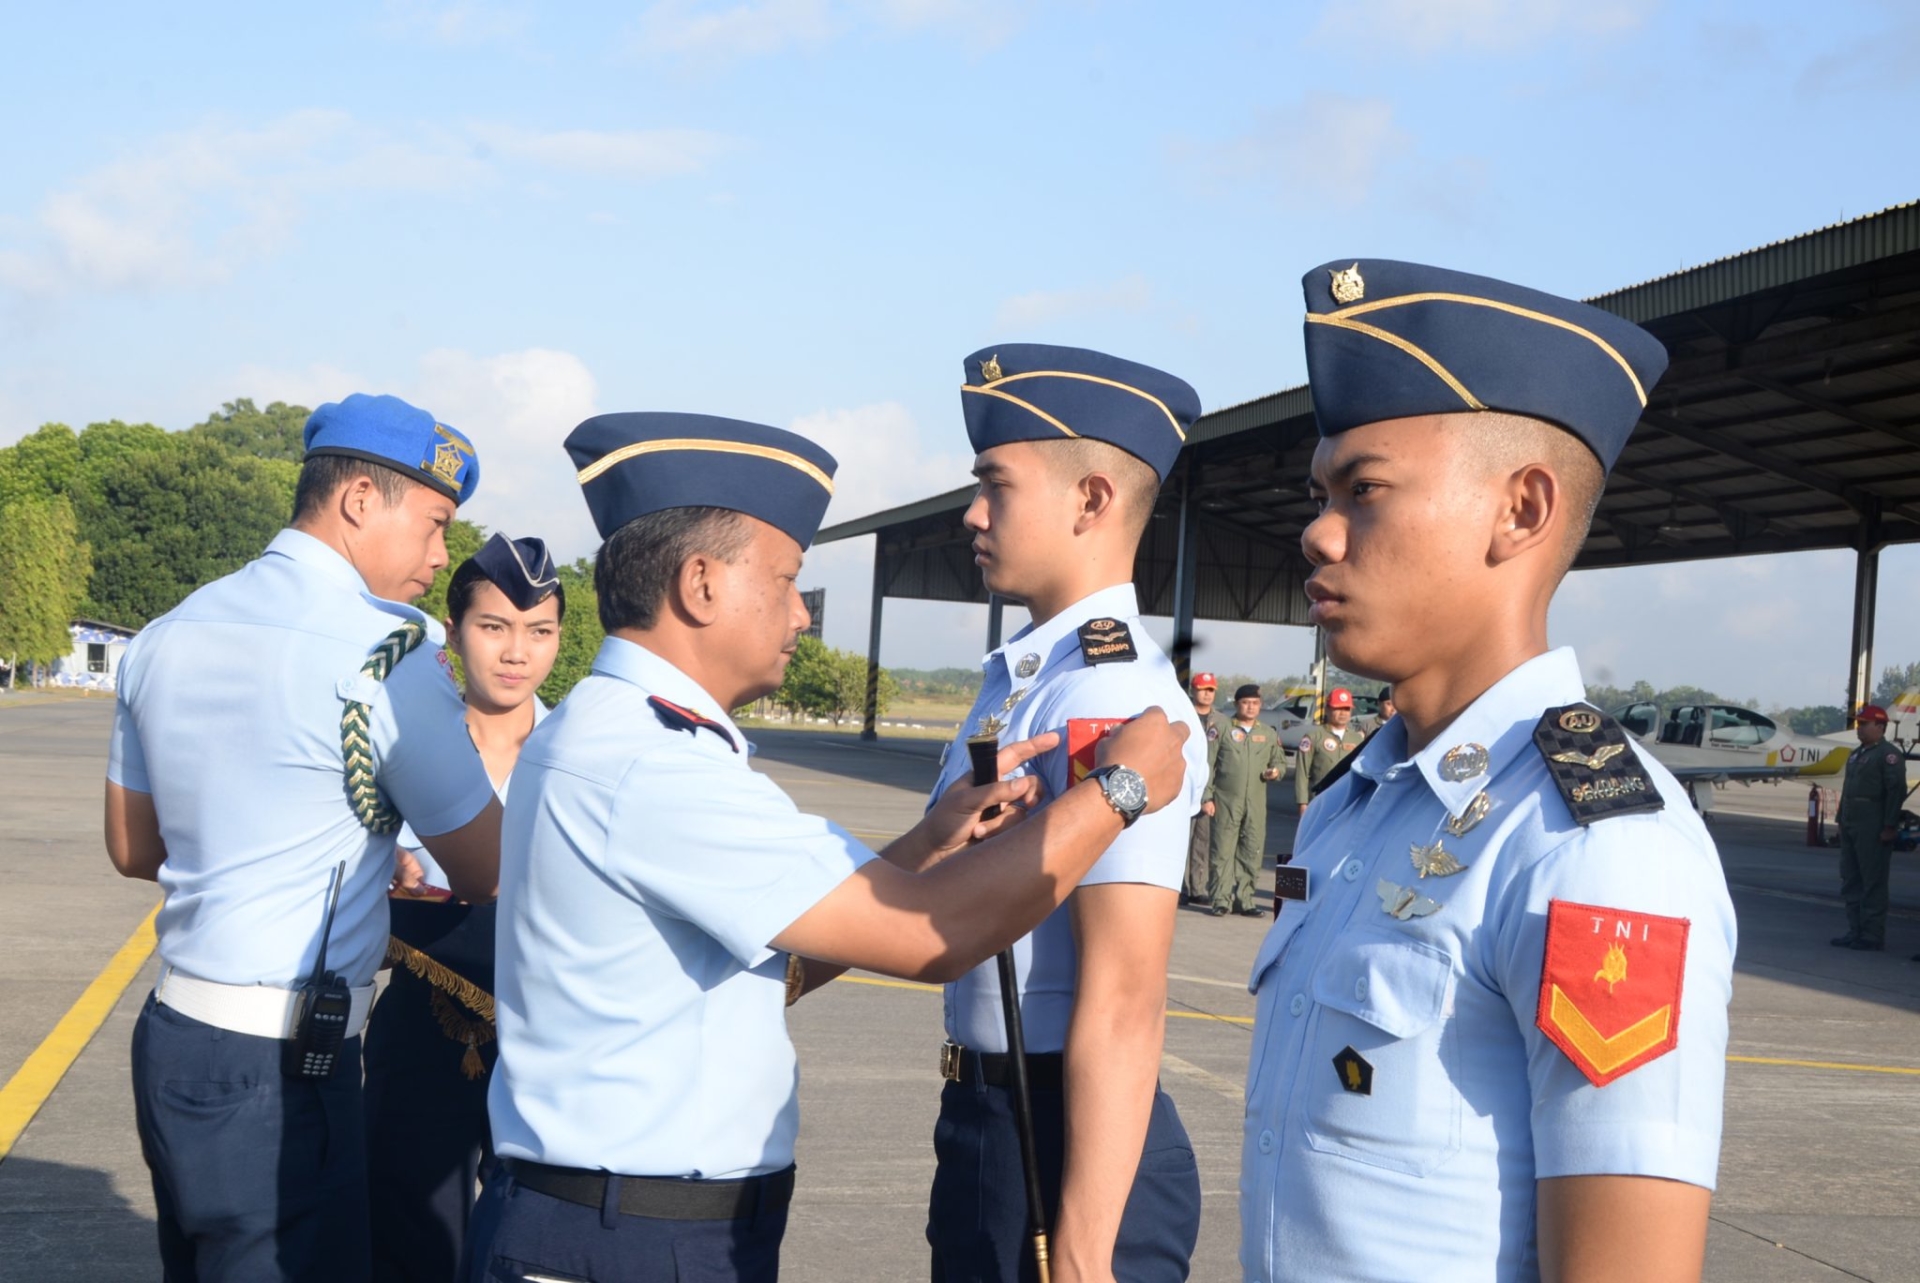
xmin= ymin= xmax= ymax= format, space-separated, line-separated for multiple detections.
xmin=1807 ymin=785 xmax=1823 ymax=847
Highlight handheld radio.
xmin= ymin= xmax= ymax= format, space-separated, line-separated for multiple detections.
xmin=282 ymin=861 xmax=353 ymax=1080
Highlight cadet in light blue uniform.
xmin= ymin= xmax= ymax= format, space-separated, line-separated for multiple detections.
xmin=1240 ymin=262 xmax=1738 ymax=1283
xmin=471 ymin=412 xmax=1193 ymax=1283
xmin=924 ymin=346 xmax=1209 ymax=1283
xmin=105 ymin=394 xmax=499 ymax=1282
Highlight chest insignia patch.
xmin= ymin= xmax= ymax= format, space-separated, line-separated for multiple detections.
xmin=648 ymin=695 xmax=739 ymax=753
xmin=1536 ymin=899 xmax=1689 ymax=1087
xmin=1410 ymin=840 xmax=1465 ymax=879
xmin=1207 ymin=724 xmax=1221 ymax=741
xmin=1322 ymin=737 xmax=1337 ymax=752
xmin=1446 ymin=790 xmax=1492 ymax=837
xmin=1534 ymin=704 xmax=1664 ymax=826
xmin=1076 ymin=618 xmax=1137 ymax=665
xmin=1332 ymin=1045 xmax=1373 ymax=1095
xmin=1067 ymin=717 xmax=1130 ymax=784
xmin=1376 ymin=878 xmax=1441 ymax=921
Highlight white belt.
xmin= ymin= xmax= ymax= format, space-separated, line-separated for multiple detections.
xmin=156 ymin=968 xmax=375 ymax=1041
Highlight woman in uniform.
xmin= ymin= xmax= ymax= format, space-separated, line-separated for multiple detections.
xmin=364 ymin=533 xmax=565 ymax=1283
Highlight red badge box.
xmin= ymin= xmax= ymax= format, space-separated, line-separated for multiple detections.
xmin=1535 ymin=900 xmax=1690 ymax=1087
xmin=1066 ymin=718 xmax=1131 ymax=785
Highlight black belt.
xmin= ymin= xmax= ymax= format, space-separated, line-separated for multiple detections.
xmin=506 ymin=1159 xmax=795 ymax=1222
xmin=940 ymin=1041 xmax=1064 ymax=1091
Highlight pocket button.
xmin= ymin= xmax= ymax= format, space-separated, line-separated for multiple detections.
xmin=1343 ymin=860 xmax=1361 ymax=882
xmin=1354 ymin=976 xmax=1369 ymax=1001
xmin=1289 ymin=993 xmax=1306 ymax=1017
xmin=1258 ymin=1128 xmax=1274 ymax=1154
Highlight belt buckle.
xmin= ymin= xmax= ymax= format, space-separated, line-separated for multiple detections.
xmin=939 ymin=1040 xmax=962 ymax=1081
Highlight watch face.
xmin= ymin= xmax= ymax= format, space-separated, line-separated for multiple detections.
xmin=1107 ymin=767 xmax=1148 ymax=814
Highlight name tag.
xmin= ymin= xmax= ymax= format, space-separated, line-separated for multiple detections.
xmin=1273 ymin=866 xmax=1310 ymax=902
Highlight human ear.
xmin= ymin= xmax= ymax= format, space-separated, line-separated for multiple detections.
xmin=1489 ymin=462 xmax=1560 ymax=566
xmin=1074 ymin=472 xmax=1118 ymax=536
xmin=672 ymin=552 xmax=724 ymax=627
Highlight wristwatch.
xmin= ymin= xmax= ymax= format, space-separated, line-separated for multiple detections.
xmin=1084 ymin=764 xmax=1148 ymax=828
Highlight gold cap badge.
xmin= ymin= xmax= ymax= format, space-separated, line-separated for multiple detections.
xmin=980 ymin=354 xmax=1003 ymax=382
xmin=1329 ymin=263 xmax=1365 ymax=305
xmin=424 ymin=425 xmax=473 ymax=486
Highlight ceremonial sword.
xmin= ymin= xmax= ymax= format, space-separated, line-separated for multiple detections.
xmin=968 ymin=734 xmax=1052 ymax=1283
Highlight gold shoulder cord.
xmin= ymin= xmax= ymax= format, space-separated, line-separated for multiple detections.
xmin=785 ymin=953 xmax=805 ymax=1007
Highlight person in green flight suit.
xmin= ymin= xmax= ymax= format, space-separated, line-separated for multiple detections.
xmin=1830 ymin=703 xmax=1909 ymax=953
xmin=1294 ymin=685 xmax=1367 ymax=816
xmin=1182 ymin=672 xmax=1226 ymax=905
xmin=1205 ymin=684 xmax=1285 ymax=918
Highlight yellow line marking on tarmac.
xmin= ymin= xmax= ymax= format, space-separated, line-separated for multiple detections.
xmin=835 ymin=978 xmax=1920 ymax=1073
xmin=0 ymin=903 xmax=158 ymax=1164
xmin=1727 ymin=1054 xmax=1920 ymax=1076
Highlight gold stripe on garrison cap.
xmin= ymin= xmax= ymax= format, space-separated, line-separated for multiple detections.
xmin=1305 ymin=313 xmax=1486 ymax=411
xmin=959 ymin=385 xmax=1083 ymax=440
xmin=1328 ymin=291 xmax=1651 ymax=407
xmin=970 ymin=369 xmax=1189 ymax=441
xmin=576 ymin=437 xmax=836 ymax=494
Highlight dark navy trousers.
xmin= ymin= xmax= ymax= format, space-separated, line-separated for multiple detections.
xmin=464 ymin=1165 xmax=790 ymax=1283
xmin=130 ymin=993 xmax=371 ymax=1282
xmin=927 ymin=1079 xmax=1200 ymax=1283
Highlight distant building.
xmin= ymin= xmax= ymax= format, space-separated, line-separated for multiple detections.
xmin=49 ymin=620 xmax=139 ymax=692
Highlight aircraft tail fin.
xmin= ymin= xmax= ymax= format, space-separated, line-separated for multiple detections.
xmin=1889 ymin=687 xmax=1920 ymax=747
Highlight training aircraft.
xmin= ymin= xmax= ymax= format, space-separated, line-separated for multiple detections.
xmin=1611 ymin=694 xmax=1920 ymax=811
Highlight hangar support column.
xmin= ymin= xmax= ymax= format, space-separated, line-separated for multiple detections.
xmin=1845 ymin=504 xmax=1885 ymax=726
xmin=1169 ymin=460 xmax=1199 ymax=686
xmin=862 ymin=543 xmax=886 ymax=742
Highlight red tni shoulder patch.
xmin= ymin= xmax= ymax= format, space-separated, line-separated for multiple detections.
xmin=1535 ymin=899 xmax=1689 ymax=1087
xmin=1066 ymin=718 xmax=1129 ymax=785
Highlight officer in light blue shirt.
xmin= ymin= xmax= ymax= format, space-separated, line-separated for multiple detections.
xmin=104 ymin=393 xmax=500 ymax=1282
xmin=469 ymin=412 xmax=1194 ymax=1283
xmin=1240 ymin=261 xmax=1738 ymax=1283
xmin=921 ymin=345 xmax=1210 ymax=1283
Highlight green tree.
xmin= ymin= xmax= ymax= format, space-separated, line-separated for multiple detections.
xmin=189 ymin=399 xmax=310 ymax=462
xmin=1874 ymin=662 xmax=1920 ymax=706
xmin=774 ymin=634 xmax=897 ymax=725
xmin=1779 ymin=705 xmax=1847 ymax=735
xmin=416 ymin=519 xmax=489 ymax=623
xmin=0 ymin=495 xmax=92 ymax=686
xmin=0 ymin=423 xmax=81 ymax=509
xmin=539 ymin=558 xmax=602 ymax=706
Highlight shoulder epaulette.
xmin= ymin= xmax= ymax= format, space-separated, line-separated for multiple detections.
xmin=649 ymin=695 xmax=739 ymax=752
xmin=1533 ymin=704 xmax=1664 ymax=826
xmin=1076 ymin=617 xmax=1137 ymax=665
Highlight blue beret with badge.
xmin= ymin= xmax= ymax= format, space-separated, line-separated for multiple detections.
xmin=468 ymin=533 xmax=560 ymax=612
xmin=1300 ymin=260 xmax=1669 ymax=473
xmin=564 ymin=412 xmax=839 ymax=548
xmin=960 ymin=343 xmax=1200 ymax=482
xmin=303 ymin=392 xmax=480 ymax=504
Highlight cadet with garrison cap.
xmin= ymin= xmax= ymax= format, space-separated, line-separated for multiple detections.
xmin=1240 ymin=261 xmax=1737 ymax=1283
xmin=1830 ymin=703 xmax=1907 ymax=952
xmin=105 ymin=394 xmax=500 ymax=1281
xmin=365 ymin=533 xmax=566 ymax=1283
xmin=1182 ymin=673 xmax=1224 ymax=905
xmin=1293 ymin=686 xmax=1366 ymax=815
xmin=469 ymin=412 xmax=1191 ymax=1283
xmin=1207 ymin=684 xmax=1285 ymax=918
xmin=919 ymin=344 xmax=1210 ymax=1283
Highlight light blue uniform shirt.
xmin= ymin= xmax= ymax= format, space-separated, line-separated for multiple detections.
xmin=106 ymin=529 xmax=496 ymax=989
xmin=398 ymin=698 xmax=550 ymax=889
xmin=488 ymin=637 xmax=875 ymax=1178
xmin=927 ymin=585 xmax=1207 ymax=1053
xmin=1239 ymin=649 xmax=1737 ymax=1283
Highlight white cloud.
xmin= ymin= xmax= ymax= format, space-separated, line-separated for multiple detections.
xmin=993 ymin=273 xmax=1152 ymax=330
xmin=788 ymin=400 xmax=973 ymax=524
xmin=1313 ymin=0 xmax=1657 ymax=56
xmin=379 ymin=0 xmax=533 ymax=46
xmin=226 ymin=362 xmax=372 ymax=419
xmin=627 ymin=0 xmax=1025 ymax=64
xmin=1181 ymin=94 xmax=1410 ymax=209
xmin=1 ymin=113 xmax=735 ymax=302
xmin=413 ymin=348 xmax=603 ymax=559
xmin=472 ymin=124 xmax=734 ymax=179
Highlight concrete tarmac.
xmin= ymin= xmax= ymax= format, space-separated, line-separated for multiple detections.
xmin=1 ymin=697 xmax=1917 ymax=1281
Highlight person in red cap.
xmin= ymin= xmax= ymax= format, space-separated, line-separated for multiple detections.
xmin=1832 ymin=704 xmax=1909 ymax=951
xmin=1293 ymin=686 xmax=1365 ymax=815
xmin=1183 ymin=673 xmax=1225 ymax=904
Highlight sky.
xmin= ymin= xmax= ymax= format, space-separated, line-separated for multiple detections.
xmin=3 ymin=0 xmax=1917 ymax=709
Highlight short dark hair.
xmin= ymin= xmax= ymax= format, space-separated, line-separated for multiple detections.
xmin=446 ymin=557 xmax=567 ymax=625
xmin=292 ymin=454 xmax=418 ymax=523
xmin=595 ymin=507 xmax=752 ymax=633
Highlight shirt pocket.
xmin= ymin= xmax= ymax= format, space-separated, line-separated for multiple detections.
xmin=1301 ymin=928 xmax=1462 ymax=1177
xmin=1243 ymin=905 xmax=1310 ymax=1110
